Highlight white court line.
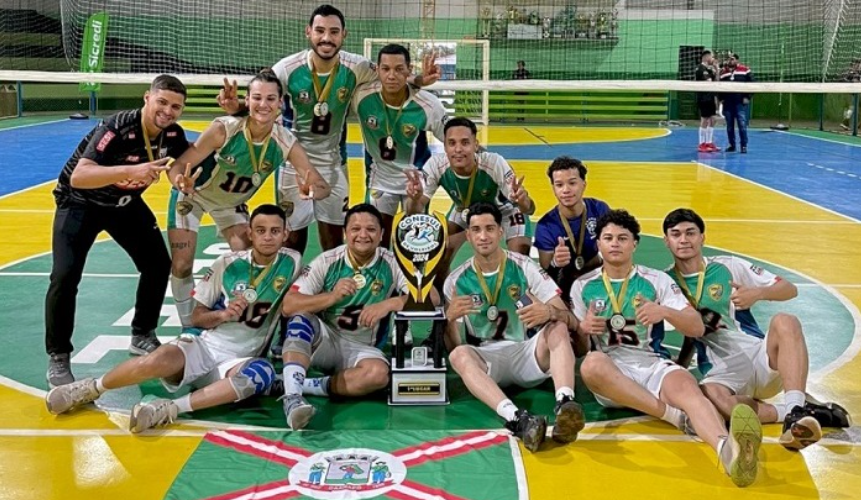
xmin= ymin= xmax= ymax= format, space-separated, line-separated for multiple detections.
xmin=0 ymin=180 xmax=55 ymax=201
xmin=0 ymin=118 xmax=70 ymax=133
xmin=782 ymin=129 xmax=861 ymax=149
xmin=0 ymin=426 xmax=857 ymax=448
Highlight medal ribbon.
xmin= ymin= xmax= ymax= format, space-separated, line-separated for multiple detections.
xmin=601 ymin=266 xmax=633 ymax=315
xmin=141 ymin=113 xmax=164 ymax=162
xmin=454 ymin=157 xmax=479 ymax=211
xmin=243 ymin=120 xmax=272 ymax=179
xmin=310 ymin=58 xmax=340 ymax=107
xmin=248 ymin=250 xmax=278 ymax=291
xmin=379 ymin=89 xmax=409 ymax=144
xmin=474 ymin=253 xmax=508 ymax=307
xmin=346 ymin=248 xmax=371 ymax=278
xmin=558 ymin=204 xmax=587 ymax=261
xmin=673 ymin=261 xmax=706 ymax=308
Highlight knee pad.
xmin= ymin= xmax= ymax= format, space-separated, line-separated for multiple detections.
xmin=281 ymin=313 xmax=320 ymax=357
xmin=230 ymin=358 xmax=276 ymax=401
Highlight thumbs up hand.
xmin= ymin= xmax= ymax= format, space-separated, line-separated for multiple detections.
xmin=552 ymin=236 xmax=571 ymax=268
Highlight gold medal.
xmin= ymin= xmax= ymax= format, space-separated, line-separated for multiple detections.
xmin=353 ymin=273 xmax=367 ymax=289
xmin=176 ymin=200 xmax=194 ymax=216
xmin=243 ymin=120 xmax=271 ymax=192
xmin=559 ymin=204 xmax=589 ymax=273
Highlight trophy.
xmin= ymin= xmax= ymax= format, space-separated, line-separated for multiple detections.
xmin=596 ymin=11 xmax=610 ymax=39
xmin=389 ymin=211 xmax=449 ymax=405
xmin=542 ymin=15 xmax=552 ymax=38
xmin=574 ymin=12 xmax=589 ymax=38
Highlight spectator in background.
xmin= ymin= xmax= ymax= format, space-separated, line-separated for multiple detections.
xmin=513 ymin=60 xmax=531 ymax=122
xmin=719 ymin=53 xmax=753 ymax=153
xmin=841 ymin=58 xmax=860 ymax=131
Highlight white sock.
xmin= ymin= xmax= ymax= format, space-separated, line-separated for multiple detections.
xmin=173 ymin=394 xmax=193 ymax=414
xmin=555 ymin=387 xmax=575 ymax=402
xmin=171 ymin=275 xmax=196 ymax=328
xmin=717 ymin=435 xmax=730 ymax=470
xmin=661 ymin=404 xmax=685 ymax=429
xmin=706 ymin=126 xmax=714 ymax=143
xmin=496 ymin=399 xmax=519 ymax=422
xmin=303 ymin=376 xmax=330 ymax=397
xmin=784 ymin=390 xmax=806 ymax=413
xmin=95 ymin=376 xmax=108 ymax=394
xmin=772 ymin=402 xmax=788 ymax=422
xmin=282 ymin=362 xmax=306 ymax=396
xmin=698 ymin=127 xmax=706 ymax=144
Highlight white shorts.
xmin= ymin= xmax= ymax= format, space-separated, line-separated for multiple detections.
xmin=594 ymin=348 xmax=684 ymax=408
xmin=160 ymin=336 xmax=250 ymax=393
xmin=467 ymin=326 xmax=550 ymax=388
xmin=167 ymin=189 xmax=249 ymax=234
xmin=310 ymin=323 xmax=389 ymax=373
xmin=368 ymin=189 xmax=409 ymax=217
xmin=277 ymin=162 xmax=349 ymax=229
xmin=448 ymin=203 xmax=534 ymax=240
xmin=699 ymin=331 xmax=782 ymax=400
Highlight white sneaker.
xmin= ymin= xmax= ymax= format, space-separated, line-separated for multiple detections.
xmin=283 ymin=394 xmax=315 ymax=431
xmin=46 ymin=377 xmax=99 ymax=415
xmin=720 ymin=404 xmax=762 ymax=487
xmin=129 ymin=397 xmax=178 ymax=433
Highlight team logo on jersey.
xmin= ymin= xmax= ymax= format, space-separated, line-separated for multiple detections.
xmin=370 ymin=279 xmax=383 ymax=295
xmin=708 ymin=284 xmax=723 ymax=301
xmin=471 ymin=294 xmax=483 ymax=307
xmin=298 ymin=90 xmax=311 ymax=103
xmin=261 ymin=160 xmax=274 ymax=173
xmin=125 ymin=155 xmax=140 ymax=162
xmin=220 ymin=155 xmax=236 ymax=166
xmin=280 ymin=200 xmax=295 ymax=216
xmin=398 ymin=214 xmax=442 ymax=254
xmin=480 ymin=189 xmax=490 ymax=197
xmin=632 ymin=294 xmax=643 ymax=308
xmin=402 ymin=124 xmax=416 ymax=136
xmin=288 ymin=448 xmax=405 ymax=499
xmin=586 ymin=217 xmax=598 ymax=235
xmin=591 ymin=299 xmax=607 ymax=313
xmin=159 ymin=147 xmax=168 ymax=158
xmin=508 ymin=284 xmax=521 ymax=300
xmin=366 ymin=115 xmax=379 ymax=130
xmin=750 ymin=265 xmax=764 ymax=275
xmin=337 ymin=87 xmax=349 ymax=103
xmin=232 ymin=282 xmax=249 ymax=294
xmin=274 ymin=276 xmax=288 ymax=293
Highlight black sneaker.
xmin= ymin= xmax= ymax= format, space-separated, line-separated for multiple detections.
xmin=46 ymin=353 xmax=75 ymax=388
xmin=804 ymin=395 xmax=852 ymax=428
xmin=504 ymin=409 xmax=547 ymax=453
xmin=552 ymin=396 xmax=586 ymax=444
xmin=740 ymin=146 xmax=748 ymax=154
xmin=725 ymin=145 xmax=737 ymax=152
xmin=779 ymin=405 xmax=822 ymax=451
xmin=129 ymin=331 xmax=161 ymax=355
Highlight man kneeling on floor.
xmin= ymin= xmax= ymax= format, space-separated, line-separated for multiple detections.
xmin=46 ymin=204 xmax=301 ymax=432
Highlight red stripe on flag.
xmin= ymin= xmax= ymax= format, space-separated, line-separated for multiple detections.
xmin=398 ymin=479 xmax=474 ymax=500
xmin=392 ymin=430 xmax=491 ymax=457
xmin=397 ymin=432 xmax=509 ymax=467
xmin=202 ymin=479 xmax=298 ymax=500
xmin=226 ymin=430 xmax=314 ymax=458
xmin=204 ymin=433 xmax=297 ymax=468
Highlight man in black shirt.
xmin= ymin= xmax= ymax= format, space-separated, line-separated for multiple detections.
xmin=513 ymin=60 xmax=531 ymax=122
xmin=695 ymin=50 xmax=720 ymax=152
xmin=46 ymin=75 xmax=190 ymax=387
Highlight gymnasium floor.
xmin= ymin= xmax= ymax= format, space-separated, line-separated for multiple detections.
xmin=0 ymin=118 xmax=859 ymax=499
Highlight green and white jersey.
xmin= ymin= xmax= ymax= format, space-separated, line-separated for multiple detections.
xmin=353 ymin=81 xmax=447 ymax=194
xmin=666 ymin=255 xmax=780 ymax=372
xmin=272 ymin=50 xmax=377 ymax=168
xmin=291 ymin=245 xmax=408 ymax=346
xmin=191 ymin=116 xmax=296 ymax=208
xmin=194 ymin=248 xmax=302 ymax=359
xmin=422 ymin=151 xmax=519 ymax=211
xmin=570 ymin=265 xmax=691 ymax=359
xmin=444 ymin=251 xmax=561 ymax=343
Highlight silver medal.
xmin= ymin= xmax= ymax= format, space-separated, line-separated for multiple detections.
xmin=486 ymin=305 xmax=499 ymax=321
xmin=609 ymin=314 xmax=626 ymax=331
xmin=251 ymin=172 xmax=262 ymax=187
xmin=242 ymin=288 xmax=258 ymax=303
xmin=575 ymin=256 xmax=585 ymax=270
xmin=313 ymin=103 xmax=324 ymax=117
xmin=386 ymin=135 xmax=394 ymax=149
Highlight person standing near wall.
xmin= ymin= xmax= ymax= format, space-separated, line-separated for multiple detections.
xmin=719 ymin=53 xmax=753 ymax=153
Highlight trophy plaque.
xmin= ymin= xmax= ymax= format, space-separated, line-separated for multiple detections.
xmin=389 ymin=212 xmax=449 ymax=405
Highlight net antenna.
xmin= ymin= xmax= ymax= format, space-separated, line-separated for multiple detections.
xmin=363 ymin=38 xmax=490 ymax=126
